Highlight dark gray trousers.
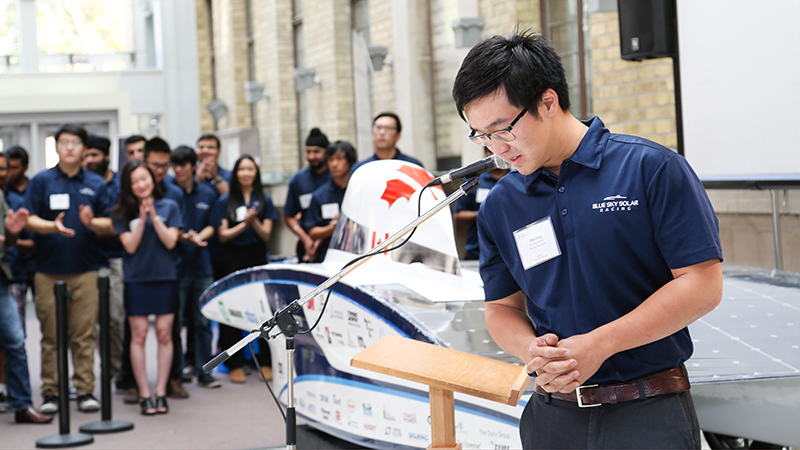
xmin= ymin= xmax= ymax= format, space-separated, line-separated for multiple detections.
xmin=520 ymin=390 xmax=700 ymax=449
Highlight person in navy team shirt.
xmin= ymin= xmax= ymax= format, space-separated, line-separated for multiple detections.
xmin=82 ymin=135 xmax=126 ymax=386
xmin=212 ymin=155 xmax=277 ymax=383
xmin=25 ymin=123 xmax=115 ymax=415
xmin=169 ymin=146 xmax=220 ymax=389
xmin=124 ymin=135 xmax=147 ymax=161
xmin=303 ymin=141 xmax=356 ymax=262
xmin=195 ymin=134 xmax=232 ymax=197
xmin=453 ymin=147 xmax=509 ymax=260
xmin=113 ymin=160 xmax=182 ymax=415
xmin=284 ymin=128 xmax=331 ymax=262
xmin=350 ymin=112 xmax=423 ymax=174
xmin=452 ymin=32 xmax=723 ymax=449
xmin=3 ymin=146 xmax=34 ymax=333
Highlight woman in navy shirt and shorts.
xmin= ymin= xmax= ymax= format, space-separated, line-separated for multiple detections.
xmin=212 ymin=155 xmax=278 ymax=383
xmin=113 ymin=160 xmax=182 ymax=415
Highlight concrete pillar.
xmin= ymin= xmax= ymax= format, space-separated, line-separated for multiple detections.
xmin=17 ymin=0 xmax=38 ymax=73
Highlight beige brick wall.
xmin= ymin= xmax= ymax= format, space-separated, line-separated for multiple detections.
xmin=589 ymin=11 xmax=677 ymax=149
xmin=211 ymin=0 xmax=252 ymax=131
xmin=196 ymin=0 xmax=215 ymax=134
xmin=303 ymin=0 xmax=357 ymax=144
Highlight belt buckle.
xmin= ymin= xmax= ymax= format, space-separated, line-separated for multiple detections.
xmin=575 ymin=384 xmax=601 ymax=408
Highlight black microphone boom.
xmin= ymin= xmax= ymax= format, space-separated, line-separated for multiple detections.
xmin=427 ymin=154 xmax=511 ymax=186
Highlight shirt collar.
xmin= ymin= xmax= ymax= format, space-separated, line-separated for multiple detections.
xmin=55 ymin=164 xmax=85 ymax=181
xmin=523 ymin=116 xmax=609 ymax=192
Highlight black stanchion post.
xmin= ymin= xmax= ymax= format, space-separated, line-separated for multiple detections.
xmin=36 ymin=281 xmax=94 ymax=448
xmin=80 ymin=275 xmax=134 ymax=434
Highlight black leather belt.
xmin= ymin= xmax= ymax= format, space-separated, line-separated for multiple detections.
xmin=534 ymin=365 xmax=690 ymax=408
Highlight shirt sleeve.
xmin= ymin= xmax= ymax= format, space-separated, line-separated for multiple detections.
xmin=477 ymin=202 xmax=522 ymax=302
xmin=24 ymin=176 xmax=45 ymax=217
xmin=283 ymin=178 xmax=300 ymax=217
xmin=646 ymin=155 xmax=723 ymax=269
xmin=166 ymin=201 xmax=183 ymax=229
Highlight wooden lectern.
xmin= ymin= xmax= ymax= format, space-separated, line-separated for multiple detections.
xmin=351 ymin=335 xmax=530 ymax=450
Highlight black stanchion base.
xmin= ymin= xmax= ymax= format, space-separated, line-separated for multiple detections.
xmin=35 ymin=432 xmax=94 ymax=448
xmin=79 ymin=419 xmax=135 ymax=434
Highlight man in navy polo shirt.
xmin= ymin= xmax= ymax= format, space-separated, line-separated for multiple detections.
xmin=302 ymin=141 xmax=356 ymax=262
xmin=25 ymin=123 xmax=115 ymax=415
xmin=170 ymin=145 xmax=220 ymax=389
xmin=284 ymin=128 xmax=331 ymax=262
xmin=195 ymin=134 xmax=231 ymax=198
xmin=452 ymin=32 xmax=723 ymax=449
xmin=350 ymin=112 xmax=423 ymax=174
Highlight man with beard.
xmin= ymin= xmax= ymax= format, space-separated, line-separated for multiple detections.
xmin=82 ymin=135 xmax=126 ymax=387
xmin=284 ymin=128 xmax=331 ymax=262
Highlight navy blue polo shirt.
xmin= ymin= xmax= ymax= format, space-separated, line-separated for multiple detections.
xmin=98 ymin=172 xmax=124 ymax=263
xmin=177 ymin=182 xmax=216 ymax=277
xmin=114 ymin=198 xmax=183 ymax=282
xmin=283 ymin=166 xmax=331 ymax=221
xmin=211 ymin=192 xmax=278 ymax=248
xmin=477 ymin=117 xmax=722 ymax=384
xmin=351 ymin=148 xmax=423 ymax=174
xmin=160 ymin=179 xmax=184 ymax=205
xmin=200 ymin=166 xmax=231 ymax=264
xmin=5 ymin=184 xmax=34 ymax=282
xmin=302 ymin=180 xmax=346 ymax=260
xmin=25 ymin=166 xmax=114 ymax=275
xmin=453 ymin=171 xmax=504 ymax=259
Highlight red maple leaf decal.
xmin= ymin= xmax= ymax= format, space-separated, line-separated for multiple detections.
xmin=380 ymin=179 xmax=416 ymax=207
xmin=398 ymin=165 xmax=433 ymax=185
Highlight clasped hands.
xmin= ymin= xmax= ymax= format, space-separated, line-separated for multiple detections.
xmin=524 ymin=332 xmax=607 ymax=394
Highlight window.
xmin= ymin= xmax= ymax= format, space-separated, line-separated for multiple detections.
xmin=542 ymin=0 xmax=592 ymax=119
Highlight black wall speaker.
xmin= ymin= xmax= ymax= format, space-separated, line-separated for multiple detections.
xmin=617 ymin=0 xmax=677 ymax=61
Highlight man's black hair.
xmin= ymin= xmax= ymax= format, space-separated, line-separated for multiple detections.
xmin=171 ymin=145 xmax=198 ymax=166
xmin=197 ymin=134 xmax=221 ymax=149
xmin=372 ymin=112 xmax=402 ymax=133
xmin=124 ymin=134 xmax=147 ymax=147
xmin=4 ymin=145 xmax=29 ymax=167
xmin=325 ymin=141 xmax=357 ymax=166
xmin=54 ymin=123 xmax=88 ymax=146
xmin=452 ymin=30 xmax=570 ymax=120
xmin=144 ymin=137 xmax=171 ymax=159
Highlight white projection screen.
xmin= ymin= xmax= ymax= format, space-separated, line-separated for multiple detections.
xmin=677 ymin=1 xmax=800 ymax=177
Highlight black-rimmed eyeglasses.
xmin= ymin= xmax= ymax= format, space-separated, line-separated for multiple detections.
xmin=469 ymin=108 xmax=528 ymax=147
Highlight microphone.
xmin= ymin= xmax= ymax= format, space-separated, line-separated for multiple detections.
xmin=427 ymin=154 xmax=511 ymax=186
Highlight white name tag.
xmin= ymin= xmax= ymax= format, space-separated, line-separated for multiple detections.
xmin=49 ymin=193 xmax=70 ymax=211
xmin=476 ymin=188 xmax=490 ymax=204
xmin=513 ymin=216 xmax=561 ymax=270
xmin=299 ymin=193 xmax=313 ymax=210
xmin=321 ymin=203 xmax=339 ymax=220
xmin=235 ymin=206 xmax=248 ymax=222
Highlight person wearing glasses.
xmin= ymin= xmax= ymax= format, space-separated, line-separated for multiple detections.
xmin=24 ymin=123 xmax=115 ymax=415
xmin=452 ymin=31 xmax=722 ymax=449
xmin=350 ymin=112 xmax=423 ymax=174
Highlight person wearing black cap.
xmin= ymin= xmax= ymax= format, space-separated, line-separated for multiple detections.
xmin=283 ymin=128 xmax=331 ymax=262
xmin=83 ymin=135 xmax=126 ymax=392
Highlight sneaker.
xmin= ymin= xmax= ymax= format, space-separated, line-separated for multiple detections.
xmin=166 ymin=378 xmax=189 ymax=399
xmin=39 ymin=396 xmax=58 ymax=415
xmin=181 ymin=365 xmax=196 ymax=383
xmin=198 ymin=373 xmax=221 ymax=388
xmin=77 ymin=394 xmax=100 ymax=412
